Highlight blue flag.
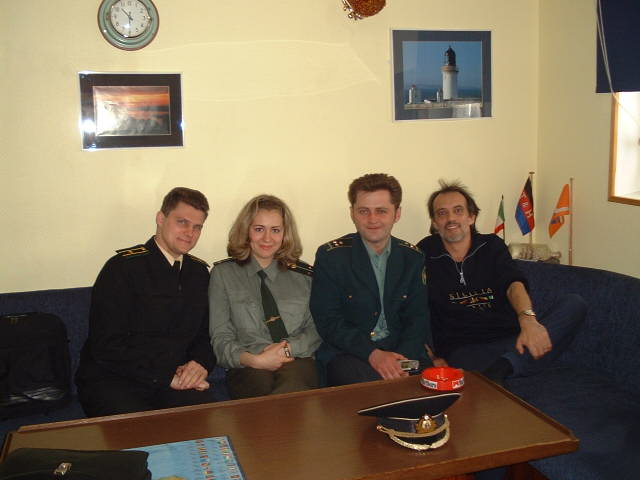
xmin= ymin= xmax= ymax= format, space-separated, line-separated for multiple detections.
xmin=515 ymin=178 xmax=535 ymax=235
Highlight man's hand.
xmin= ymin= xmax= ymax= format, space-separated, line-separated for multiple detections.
xmin=170 ymin=360 xmax=209 ymax=390
xmin=242 ymin=341 xmax=294 ymax=371
xmin=368 ymin=349 xmax=408 ymax=380
xmin=516 ymin=316 xmax=552 ymax=359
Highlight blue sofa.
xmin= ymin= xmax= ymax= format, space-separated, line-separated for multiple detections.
xmin=506 ymin=261 xmax=640 ymax=480
xmin=0 ymin=287 xmax=229 ymax=450
xmin=2 ymin=261 xmax=639 ymax=479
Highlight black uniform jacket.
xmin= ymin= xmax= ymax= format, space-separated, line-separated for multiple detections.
xmin=76 ymin=237 xmax=216 ymax=388
xmin=416 ymin=233 xmax=528 ymax=357
xmin=310 ymin=233 xmax=432 ymax=365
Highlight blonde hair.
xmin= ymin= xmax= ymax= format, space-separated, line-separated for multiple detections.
xmin=227 ymin=194 xmax=302 ymax=268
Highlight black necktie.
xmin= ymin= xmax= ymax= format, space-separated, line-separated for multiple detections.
xmin=173 ymin=260 xmax=182 ymax=290
xmin=257 ymin=270 xmax=288 ymax=342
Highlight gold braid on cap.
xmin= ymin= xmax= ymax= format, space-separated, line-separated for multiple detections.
xmin=376 ymin=415 xmax=450 ymax=451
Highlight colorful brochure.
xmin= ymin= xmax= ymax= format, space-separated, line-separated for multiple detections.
xmin=129 ymin=436 xmax=245 ymax=480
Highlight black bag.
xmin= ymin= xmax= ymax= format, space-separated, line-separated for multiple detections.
xmin=0 ymin=448 xmax=150 ymax=480
xmin=0 ymin=313 xmax=71 ymax=419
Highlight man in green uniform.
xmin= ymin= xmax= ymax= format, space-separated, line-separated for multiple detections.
xmin=310 ymin=173 xmax=432 ymax=386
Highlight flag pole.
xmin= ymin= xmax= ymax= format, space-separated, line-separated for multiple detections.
xmin=569 ymin=177 xmax=574 ymax=266
xmin=529 ymin=171 xmax=535 ymax=248
xmin=503 ymin=194 xmax=507 ymax=244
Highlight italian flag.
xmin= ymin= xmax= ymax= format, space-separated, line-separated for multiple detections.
xmin=494 ymin=195 xmax=505 ymax=237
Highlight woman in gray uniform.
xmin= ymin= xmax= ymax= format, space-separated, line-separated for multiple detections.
xmin=209 ymin=194 xmax=321 ymax=399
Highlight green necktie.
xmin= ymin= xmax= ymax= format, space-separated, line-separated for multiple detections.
xmin=257 ymin=270 xmax=288 ymax=342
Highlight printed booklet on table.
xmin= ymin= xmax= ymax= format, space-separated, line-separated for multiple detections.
xmin=128 ymin=436 xmax=245 ymax=480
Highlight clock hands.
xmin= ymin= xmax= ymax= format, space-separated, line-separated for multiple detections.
xmin=121 ymin=8 xmax=134 ymax=35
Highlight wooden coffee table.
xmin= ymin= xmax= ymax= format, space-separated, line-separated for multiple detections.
xmin=1 ymin=372 xmax=577 ymax=480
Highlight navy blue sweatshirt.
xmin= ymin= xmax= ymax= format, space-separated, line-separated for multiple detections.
xmin=416 ymin=233 xmax=528 ymax=357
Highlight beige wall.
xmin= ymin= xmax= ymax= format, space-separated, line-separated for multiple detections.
xmin=537 ymin=0 xmax=640 ymax=277
xmin=2 ymin=1 xmax=631 ymax=293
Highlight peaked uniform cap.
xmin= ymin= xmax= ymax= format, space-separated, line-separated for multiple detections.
xmin=358 ymin=393 xmax=461 ymax=451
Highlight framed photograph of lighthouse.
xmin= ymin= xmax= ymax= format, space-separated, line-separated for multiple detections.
xmin=392 ymin=30 xmax=492 ymax=121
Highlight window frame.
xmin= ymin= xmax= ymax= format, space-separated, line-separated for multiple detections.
xmin=608 ymin=94 xmax=640 ymax=206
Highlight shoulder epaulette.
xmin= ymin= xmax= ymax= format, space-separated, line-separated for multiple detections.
xmin=398 ymin=240 xmax=423 ymax=254
xmin=287 ymin=260 xmax=313 ymax=277
xmin=186 ymin=253 xmax=210 ymax=268
xmin=323 ymin=236 xmax=353 ymax=252
xmin=213 ymin=257 xmax=235 ymax=267
xmin=115 ymin=245 xmax=149 ymax=259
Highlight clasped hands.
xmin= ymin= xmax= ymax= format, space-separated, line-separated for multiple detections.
xmin=170 ymin=360 xmax=210 ymax=391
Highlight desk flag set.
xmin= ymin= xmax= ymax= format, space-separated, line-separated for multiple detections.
xmin=358 ymin=393 xmax=461 ymax=451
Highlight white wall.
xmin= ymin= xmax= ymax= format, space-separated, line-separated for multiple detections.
xmin=537 ymin=0 xmax=640 ymax=277
xmin=5 ymin=0 xmax=600 ymax=294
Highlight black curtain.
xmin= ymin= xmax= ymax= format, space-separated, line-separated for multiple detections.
xmin=596 ymin=0 xmax=640 ymax=93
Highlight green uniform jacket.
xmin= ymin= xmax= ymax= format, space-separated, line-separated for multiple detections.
xmin=310 ymin=233 xmax=432 ymax=366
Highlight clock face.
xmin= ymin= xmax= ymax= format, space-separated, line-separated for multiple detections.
xmin=98 ymin=0 xmax=159 ymax=50
xmin=110 ymin=1 xmax=150 ymax=38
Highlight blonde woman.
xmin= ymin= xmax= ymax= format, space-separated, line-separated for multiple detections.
xmin=209 ymin=195 xmax=321 ymax=399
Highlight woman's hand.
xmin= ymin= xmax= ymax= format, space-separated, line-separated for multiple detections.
xmin=241 ymin=341 xmax=294 ymax=371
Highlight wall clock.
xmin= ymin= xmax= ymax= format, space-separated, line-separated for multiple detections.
xmin=98 ymin=0 xmax=159 ymax=50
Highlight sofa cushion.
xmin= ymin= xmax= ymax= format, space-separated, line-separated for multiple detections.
xmin=507 ymin=366 xmax=640 ymax=480
xmin=515 ymin=261 xmax=640 ymax=398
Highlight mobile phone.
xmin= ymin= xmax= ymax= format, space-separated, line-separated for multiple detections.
xmin=399 ymin=359 xmax=419 ymax=371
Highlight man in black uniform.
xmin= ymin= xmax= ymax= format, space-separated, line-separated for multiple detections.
xmin=310 ymin=173 xmax=432 ymax=386
xmin=76 ymin=187 xmax=216 ymax=416
xmin=416 ymin=180 xmax=586 ymax=384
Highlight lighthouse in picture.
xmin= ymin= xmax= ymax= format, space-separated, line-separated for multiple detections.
xmin=441 ymin=46 xmax=458 ymax=100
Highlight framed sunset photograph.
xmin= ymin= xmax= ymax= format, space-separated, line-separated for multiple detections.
xmin=79 ymin=73 xmax=183 ymax=149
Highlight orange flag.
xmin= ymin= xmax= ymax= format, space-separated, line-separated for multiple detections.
xmin=548 ymin=184 xmax=570 ymax=238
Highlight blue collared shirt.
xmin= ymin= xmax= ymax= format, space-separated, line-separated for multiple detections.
xmin=364 ymin=240 xmax=391 ymax=341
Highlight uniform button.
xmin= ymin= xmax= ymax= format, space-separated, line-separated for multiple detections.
xmin=402 ymin=295 xmax=407 ymax=299
xmin=370 ymin=331 xmax=375 ymax=337
xmin=347 ymin=295 xmax=353 ymax=299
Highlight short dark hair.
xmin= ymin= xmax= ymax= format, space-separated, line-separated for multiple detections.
xmin=160 ymin=187 xmax=209 ymax=218
xmin=427 ymin=180 xmax=480 ymax=234
xmin=348 ymin=173 xmax=402 ymax=208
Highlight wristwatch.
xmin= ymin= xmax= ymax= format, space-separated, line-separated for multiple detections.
xmin=519 ymin=309 xmax=537 ymax=317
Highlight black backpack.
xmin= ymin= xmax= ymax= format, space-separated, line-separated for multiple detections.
xmin=0 ymin=312 xmax=71 ymax=419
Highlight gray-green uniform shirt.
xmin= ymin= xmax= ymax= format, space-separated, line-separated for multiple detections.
xmin=209 ymin=256 xmax=321 ymax=369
